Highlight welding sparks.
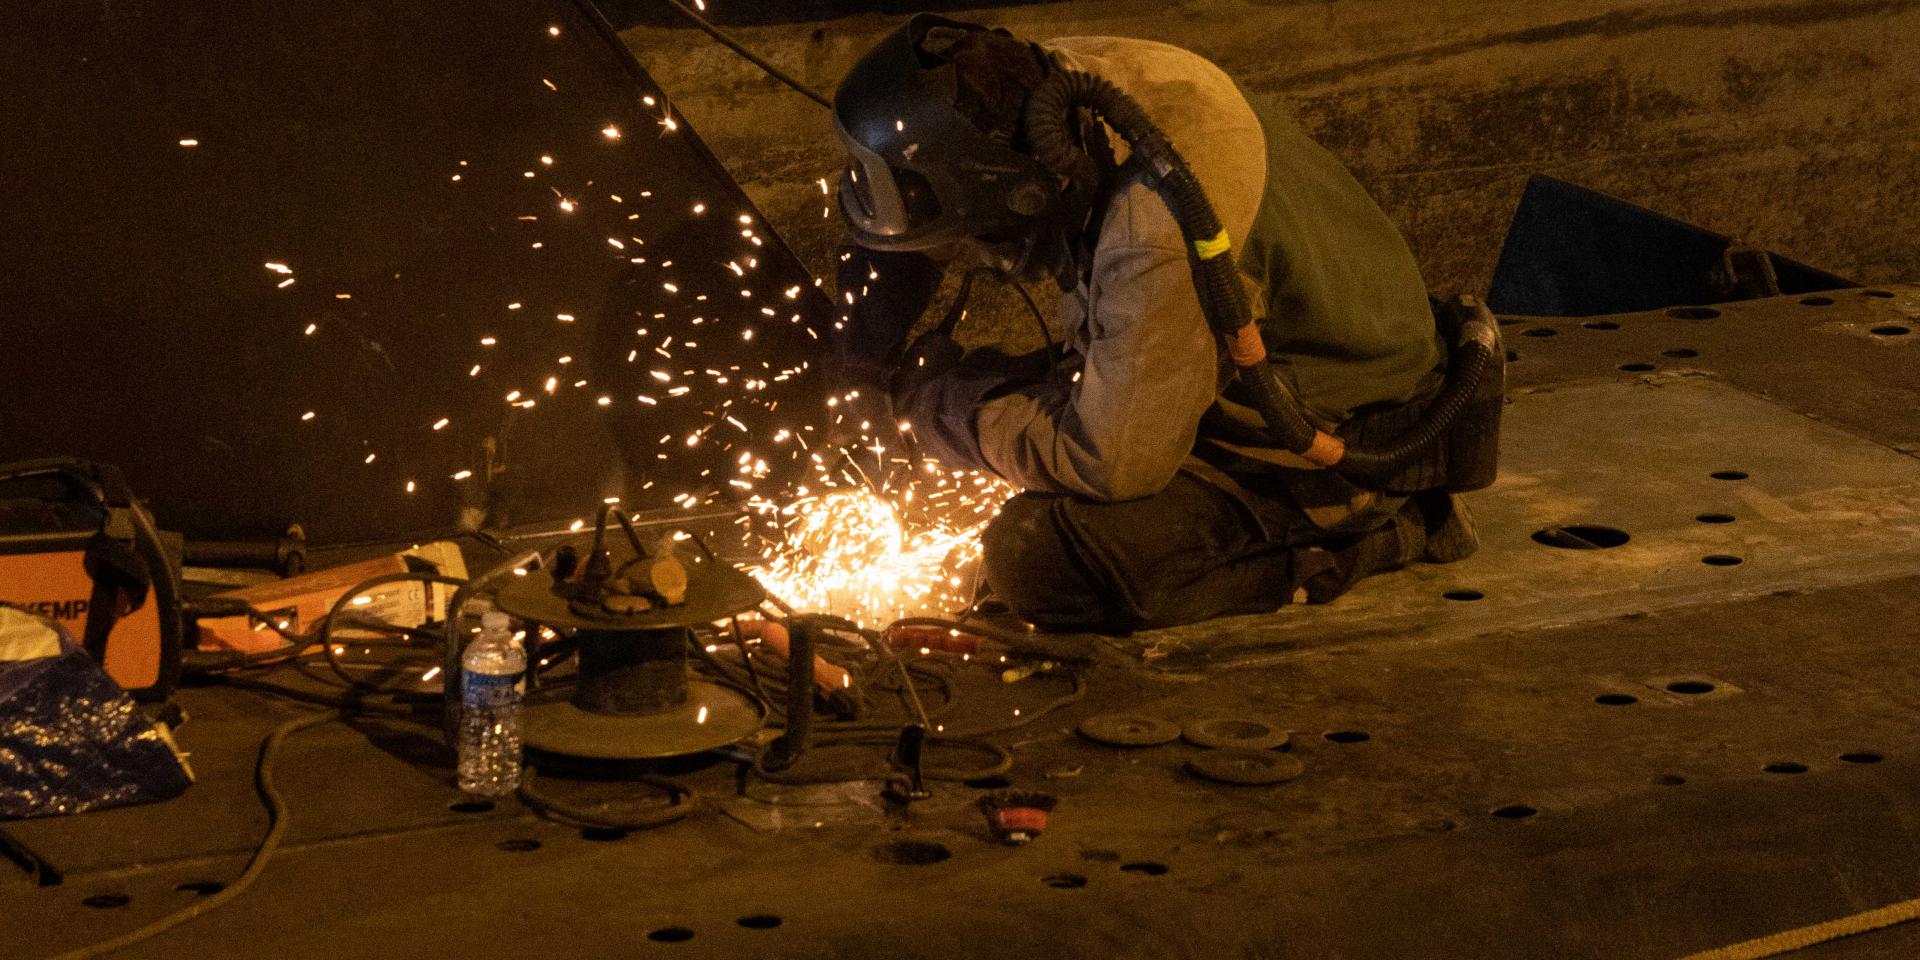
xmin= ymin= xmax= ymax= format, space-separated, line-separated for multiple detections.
xmin=748 ymin=462 xmax=1013 ymax=627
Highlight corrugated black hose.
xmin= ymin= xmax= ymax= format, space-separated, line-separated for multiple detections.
xmin=1023 ymin=68 xmax=1497 ymax=480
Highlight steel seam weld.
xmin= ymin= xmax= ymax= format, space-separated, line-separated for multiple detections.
xmin=1675 ymin=898 xmax=1920 ymax=960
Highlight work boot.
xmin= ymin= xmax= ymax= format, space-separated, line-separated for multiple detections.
xmin=1412 ymin=491 xmax=1479 ymax=564
xmin=1302 ymin=509 xmax=1425 ymax=604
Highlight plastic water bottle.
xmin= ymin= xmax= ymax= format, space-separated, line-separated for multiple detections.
xmin=458 ymin=611 xmax=525 ymax=797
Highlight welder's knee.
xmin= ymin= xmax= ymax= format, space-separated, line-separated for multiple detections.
xmin=980 ymin=495 xmax=1104 ymax=631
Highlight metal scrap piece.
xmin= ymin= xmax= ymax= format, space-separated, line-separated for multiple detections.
xmin=1077 ymin=713 xmax=1180 ymax=747
xmin=1182 ymin=717 xmax=1291 ymax=751
xmin=1185 ymin=750 xmax=1305 ymax=786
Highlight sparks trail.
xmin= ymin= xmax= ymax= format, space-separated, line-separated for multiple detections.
xmin=745 ymin=432 xmax=1014 ymax=628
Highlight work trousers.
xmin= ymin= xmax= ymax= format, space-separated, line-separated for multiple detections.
xmin=980 ymin=467 xmax=1400 ymax=634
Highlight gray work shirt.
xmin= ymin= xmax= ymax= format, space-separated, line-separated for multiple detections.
xmin=899 ymin=36 xmax=1441 ymax=503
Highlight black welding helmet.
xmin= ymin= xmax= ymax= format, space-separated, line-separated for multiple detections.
xmin=833 ymin=15 xmax=1063 ymax=254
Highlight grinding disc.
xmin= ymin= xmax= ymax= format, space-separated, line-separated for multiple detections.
xmin=1185 ymin=750 xmax=1305 ymax=786
xmin=1182 ymin=717 xmax=1291 ymax=751
xmin=1077 ymin=713 xmax=1180 ymax=747
xmin=522 ymin=678 xmax=765 ymax=760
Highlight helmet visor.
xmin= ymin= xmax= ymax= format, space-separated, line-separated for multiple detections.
xmin=834 ymin=118 xmax=956 ymax=251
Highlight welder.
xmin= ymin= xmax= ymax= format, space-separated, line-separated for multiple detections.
xmin=830 ymin=16 xmax=1496 ymax=633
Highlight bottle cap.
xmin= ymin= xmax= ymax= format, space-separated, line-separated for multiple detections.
xmin=481 ymin=611 xmax=511 ymax=633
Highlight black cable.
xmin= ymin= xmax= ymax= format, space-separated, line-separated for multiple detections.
xmin=515 ymin=768 xmax=697 ymax=831
xmin=47 ymin=711 xmax=338 ymax=960
xmin=1005 ymin=276 xmax=1062 ymax=372
xmin=750 ymin=732 xmax=1011 ymax=785
xmin=316 ymin=573 xmax=469 ymax=693
xmin=656 ymin=0 xmax=833 ymax=109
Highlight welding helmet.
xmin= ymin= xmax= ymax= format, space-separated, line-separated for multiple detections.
xmin=832 ymin=15 xmax=1066 ymax=260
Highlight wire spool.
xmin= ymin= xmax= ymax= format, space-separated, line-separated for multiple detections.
xmin=494 ymin=541 xmax=768 ymax=760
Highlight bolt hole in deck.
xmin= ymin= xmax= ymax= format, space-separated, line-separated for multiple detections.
xmin=647 ymin=927 xmax=695 ymax=943
xmin=1531 ymin=525 xmax=1630 ymax=549
xmin=1710 ymin=470 xmax=1749 ymax=480
xmin=1667 ymin=307 xmax=1722 ymax=319
xmin=496 ymin=838 xmax=542 ymax=852
xmin=737 ymin=915 xmax=783 ymax=929
xmin=1491 ymin=805 xmax=1538 ymax=820
xmin=1594 ymin=693 xmax=1639 ymax=706
xmin=1121 ymin=862 xmax=1171 ymax=876
xmin=1044 ymin=873 xmax=1090 ymax=889
xmin=1666 ymin=680 xmax=1716 ymax=695
xmin=963 ymin=775 xmax=1013 ymax=790
xmin=1325 ymin=730 xmax=1371 ymax=744
xmin=1662 ymin=348 xmax=1699 ymax=358
xmin=82 ymin=893 xmax=131 ymax=909
xmin=1523 ymin=327 xmax=1558 ymax=337
xmin=1619 ymin=362 xmax=1657 ymax=372
xmin=1702 ymin=554 xmax=1744 ymax=566
xmin=1799 ymin=296 xmax=1835 ymax=306
xmin=1443 ymin=589 xmax=1485 ymax=601
xmin=1652 ymin=774 xmax=1688 ymax=786
xmin=1864 ymin=289 xmax=1896 ymax=298
xmin=448 ymin=799 xmax=494 ymax=814
xmin=1696 ymin=513 xmax=1736 ymax=524
xmin=1870 ymin=325 xmax=1911 ymax=337
xmin=1840 ymin=752 xmax=1884 ymax=764
xmin=175 ymin=880 xmax=226 ymax=896
xmin=1764 ymin=762 xmax=1809 ymax=775
xmin=1582 ymin=320 xmax=1621 ymax=330
xmin=876 ymin=839 xmax=952 ymax=866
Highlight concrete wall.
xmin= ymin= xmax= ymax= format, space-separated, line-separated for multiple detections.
xmin=621 ymin=0 xmax=1918 ymax=334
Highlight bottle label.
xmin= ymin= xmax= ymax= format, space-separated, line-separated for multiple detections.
xmin=463 ymin=669 xmax=524 ymax=709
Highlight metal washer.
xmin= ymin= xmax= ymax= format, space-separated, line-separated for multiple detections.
xmin=1186 ymin=750 xmax=1305 ymax=786
xmin=1077 ymin=713 xmax=1181 ymax=747
xmin=1181 ymin=717 xmax=1291 ymax=751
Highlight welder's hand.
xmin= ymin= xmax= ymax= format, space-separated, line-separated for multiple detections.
xmin=830 ymin=246 xmax=944 ymax=395
xmin=892 ymin=328 xmax=966 ymax=399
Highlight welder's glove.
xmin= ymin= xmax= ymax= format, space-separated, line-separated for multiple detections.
xmin=892 ymin=328 xmax=967 ymax=398
xmin=830 ymin=246 xmax=944 ymax=399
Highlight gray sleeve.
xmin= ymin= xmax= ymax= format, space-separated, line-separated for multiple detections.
xmin=969 ymin=192 xmax=1221 ymax=502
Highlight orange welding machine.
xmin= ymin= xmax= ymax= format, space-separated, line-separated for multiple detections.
xmin=0 ymin=459 xmax=181 ymax=701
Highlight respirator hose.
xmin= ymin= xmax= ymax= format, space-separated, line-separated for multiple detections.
xmin=1025 ymin=69 xmax=1320 ymax=456
xmin=1023 ymin=68 xmax=1494 ymax=480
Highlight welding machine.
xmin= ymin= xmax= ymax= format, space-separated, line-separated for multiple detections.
xmin=0 ymin=459 xmax=181 ymax=701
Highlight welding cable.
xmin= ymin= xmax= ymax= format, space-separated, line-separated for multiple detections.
xmin=316 ymin=572 xmax=469 ymax=693
xmin=47 ymin=710 xmax=338 ymax=960
xmin=750 ymin=731 xmax=1012 ymax=785
xmin=886 ymin=615 xmax=1102 ymax=663
xmin=655 ymin=0 xmax=832 ymax=109
xmin=514 ymin=769 xmax=698 ymax=832
xmin=1004 ymin=275 xmax=1063 ymax=374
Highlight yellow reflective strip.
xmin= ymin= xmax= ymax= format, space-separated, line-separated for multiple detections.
xmin=1193 ymin=230 xmax=1231 ymax=260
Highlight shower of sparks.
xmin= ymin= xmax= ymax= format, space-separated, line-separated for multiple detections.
xmin=746 ymin=447 xmax=1015 ymax=626
xmin=238 ymin=12 xmax=1027 ymax=626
